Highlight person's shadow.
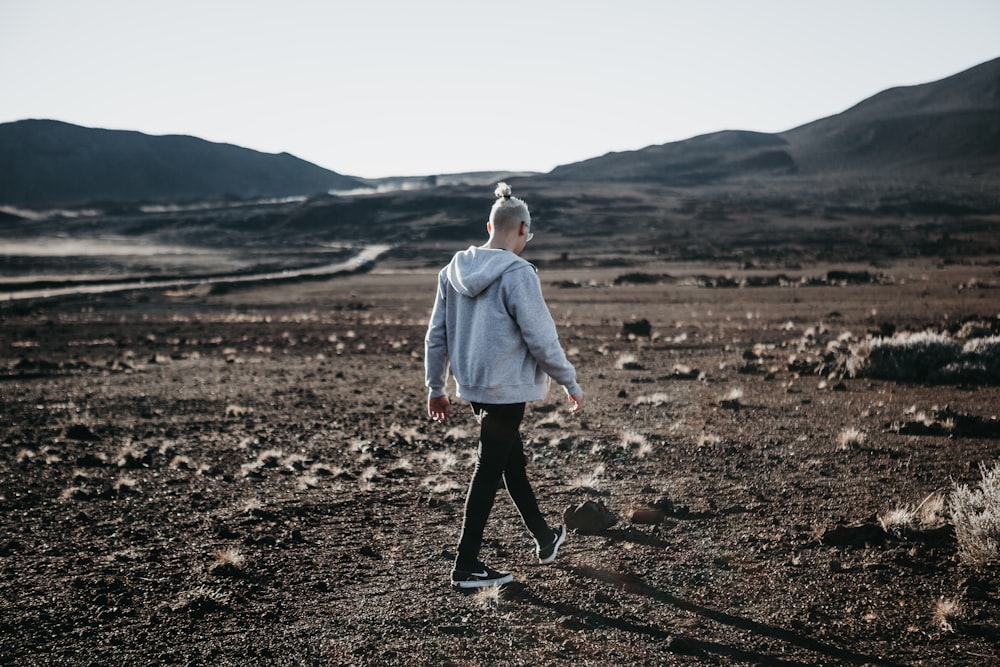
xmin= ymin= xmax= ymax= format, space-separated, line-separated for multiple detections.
xmin=507 ymin=563 xmax=904 ymax=666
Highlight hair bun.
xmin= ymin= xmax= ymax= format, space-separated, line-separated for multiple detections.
xmin=494 ymin=182 xmax=512 ymax=199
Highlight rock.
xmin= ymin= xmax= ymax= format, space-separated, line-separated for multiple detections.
xmin=66 ymin=424 xmax=100 ymax=441
xmin=958 ymin=576 xmax=991 ymax=601
xmin=593 ymin=591 xmax=618 ymax=606
xmin=651 ymin=496 xmax=675 ymax=513
xmin=0 ymin=540 xmax=24 ymax=556
xmin=210 ymin=562 xmax=245 ymax=578
xmin=564 ymin=499 xmax=617 ymax=534
xmin=621 ymin=319 xmax=652 ymax=338
xmin=820 ymin=523 xmax=886 ymax=547
xmin=557 ymin=615 xmax=587 ymax=630
xmin=665 ymin=635 xmax=695 ymax=654
xmin=629 ymin=507 xmax=666 ymax=525
xmin=75 ymin=453 xmax=106 ymax=467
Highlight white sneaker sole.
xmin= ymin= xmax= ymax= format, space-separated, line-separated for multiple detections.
xmin=452 ymin=573 xmax=514 ymax=589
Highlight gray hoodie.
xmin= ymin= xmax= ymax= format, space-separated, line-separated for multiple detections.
xmin=425 ymin=246 xmax=581 ymax=404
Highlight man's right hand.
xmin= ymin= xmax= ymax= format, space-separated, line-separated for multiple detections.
xmin=568 ymin=391 xmax=584 ymax=413
xmin=428 ymin=395 xmax=451 ymax=424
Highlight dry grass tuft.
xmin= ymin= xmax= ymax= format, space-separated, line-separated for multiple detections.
xmin=620 ymin=430 xmax=653 ymax=458
xmin=113 ymin=475 xmax=139 ymax=494
xmin=473 ymin=584 xmax=504 ymax=609
xmin=388 ymin=458 xmax=413 ymax=477
xmin=359 ymin=465 xmax=379 ymax=491
xmin=428 ymin=450 xmax=458 ymax=472
xmin=720 ymin=387 xmax=743 ymax=409
xmin=59 ymin=485 xmax=89 ymax=501
xmin=634 ymin=392 xmax=670 ymax=407
xmin=256 ymin=449 xmax=284 ymax=468
xmin=296 ymin=474 xmax=320 ymax=490
xmin=697 ymin=433 xmax=722 ymax=448
xmin=115 ymin=445 xmax=145 ymax=468
xmin=836 ymin=427 xmax=867 ymax=450
xmin=241 ymin=498 xmax=264 ymax=515
xmin=213 ymin=547 xmax=245 ymax=569
xmin=240 ymin=459 xmax=266 ymax=478
xmin=225 ymin=404 xmax=252 ymax=418
xmin=931 ymin=597 xmax=964 ymax=633
xmin=171 ymin=455 xmax=196 ymax=471
xmin=570 ymin=465 xmax=605 ymax=492
xmin=424 ymin=476 xmax=462 ymax=494
xmin=284 ymin=453 xmax=313 ymax=471
xmin=443 ymin=426 xmax=471 ymax=443
xmin=916 ymin=492 xmax=948 ymax=527
xmin=615 ymin=353 xmax=644 ymax=370
xmin=877 ymin=506 xmax=915 ymax=537
xmin=175 ymin=585 xmax=231 ymax=614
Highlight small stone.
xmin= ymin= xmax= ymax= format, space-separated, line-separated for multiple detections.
xmin=66 ymin=424 xmax=101 ymax=441
xmin=629 ymin=507 xmax=666 ymax=525
xmin=666 ymin=635 xmax=695 ymax=654
xmin=557 ymin=615 xmax=586 ymax=631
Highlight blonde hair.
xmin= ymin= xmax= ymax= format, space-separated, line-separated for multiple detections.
xmin=489 ymin=182 xmax=530 ymax=231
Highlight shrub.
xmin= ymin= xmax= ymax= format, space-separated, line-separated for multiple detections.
xmin=847 ymin=331 xmax=1000 ymax=383
xmin=848 ymin=331 xmax=960 ymax=382
xmin=961 ymin=336 xmax=1000 ymax=378
xmin=949 ymin=462 xmax=1000 ymax=566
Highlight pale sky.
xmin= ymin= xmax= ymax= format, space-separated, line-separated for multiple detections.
xmin=2 ymin=0 xmax=998 ymax=179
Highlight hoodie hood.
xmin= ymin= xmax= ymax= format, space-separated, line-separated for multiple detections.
xmin=445 ymin=246 xmax=532 ymax=298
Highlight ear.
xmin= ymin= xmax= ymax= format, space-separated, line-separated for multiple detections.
xmin=486 ymin=221 xmax=493 ymax=235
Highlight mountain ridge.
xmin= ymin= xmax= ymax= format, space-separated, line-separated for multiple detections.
xmin=0 ymin=119 xmax=364 ymax=207
xmin=3 ymin=57 xmax=999 ymax=208
xmin=547 ymin=56 xmax=1000 ymax=186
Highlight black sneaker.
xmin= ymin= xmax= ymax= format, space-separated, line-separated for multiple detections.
xmin=537 ymin=524 xmax=567 ymax=564
xmin=451 ymin=562 xmax=514 ymax=589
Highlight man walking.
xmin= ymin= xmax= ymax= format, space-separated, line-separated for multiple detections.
xmin=425 ymin=183 xmax=584 ymax=589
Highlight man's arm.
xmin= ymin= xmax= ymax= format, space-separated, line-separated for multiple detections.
xmin=507 ymin=269 xmax=584 ymax=408
xmin=424 ymin=274 xmax=451 ymax=419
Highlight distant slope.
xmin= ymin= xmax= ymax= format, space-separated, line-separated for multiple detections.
xmin=0 ymin=120 xmax=364 ymax=207
xmin=781 ymin=57 xmax=1000 ymax=176
xmin=547 ymin=56 xmax=1000 ymax=186
xmin=547 ymin=130 xmax=795 ymax=184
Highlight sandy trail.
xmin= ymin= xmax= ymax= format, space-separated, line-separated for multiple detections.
xmin=0 ymin=244 xmax=391 ymax=301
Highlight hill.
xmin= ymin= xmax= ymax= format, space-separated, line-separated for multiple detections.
xmin=546 ymin=57 xmax=1000 ymax=188
xmin=0 ymin=120 xmax=364 ymax=207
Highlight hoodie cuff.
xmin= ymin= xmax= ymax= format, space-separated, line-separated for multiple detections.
xmin=562 ymin=382 xmax=582 ymax=398
xmin=428 ymin=387 xmax=447 ymax=399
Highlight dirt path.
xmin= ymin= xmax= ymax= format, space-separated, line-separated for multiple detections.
xmin=0 ymin=244 xmax=391 ymax=302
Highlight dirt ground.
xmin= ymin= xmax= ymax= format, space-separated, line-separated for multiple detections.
xmin=3 ymin=250 xmax=1000 ymax=665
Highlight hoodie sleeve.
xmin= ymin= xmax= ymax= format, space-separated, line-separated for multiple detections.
xmin=505 ymin=267 xmax=582 ymax=397
xmin=424 ymin=271 xmax=450 ymax=397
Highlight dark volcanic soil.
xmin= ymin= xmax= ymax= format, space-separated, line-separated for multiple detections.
xmin=3 ymin=255 xmax=1000 ymax=665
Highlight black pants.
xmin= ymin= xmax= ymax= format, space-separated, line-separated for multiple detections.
xmin=455 ymin=402 xmax=549 ymax=569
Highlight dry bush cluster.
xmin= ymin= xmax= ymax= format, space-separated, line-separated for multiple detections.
xmin=847 ymin=330 xmax=1000 ymax=383
xmin=949 ymin=462 xmax=1000 ymax=566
